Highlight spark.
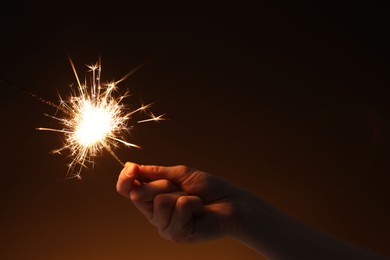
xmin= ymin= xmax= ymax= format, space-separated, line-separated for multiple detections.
xmin=137 ymin=113 xmax=167 ymax=123
xmin=38 ymin=57 xmax=165 ymax=179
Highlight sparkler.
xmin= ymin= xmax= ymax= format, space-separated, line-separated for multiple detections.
xmin=36 ymin=57 xmax=165 ymax=180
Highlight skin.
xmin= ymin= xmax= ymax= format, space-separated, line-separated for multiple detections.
xmin=116 ymin=162 xmax=387 ymax=259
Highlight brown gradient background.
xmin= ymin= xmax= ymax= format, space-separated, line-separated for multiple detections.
xmin=1 ymin=2 xmax=389 ymax=259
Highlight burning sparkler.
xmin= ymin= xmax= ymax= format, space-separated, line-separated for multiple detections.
xmin=37 ymin=57 xmax=165 ymax=180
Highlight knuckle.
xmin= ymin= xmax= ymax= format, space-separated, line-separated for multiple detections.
xmin=129 ymin=188 xmax=141 ymax=202
xmin=176 ymin=196 xmax=190 ymax=209
xmin=154 ymin=194 xmax=171 ymax=209
xmin=176 ymin=196 xmax=202 ymax=214
xmin=160 ymin=179 xmax=171 ymax=189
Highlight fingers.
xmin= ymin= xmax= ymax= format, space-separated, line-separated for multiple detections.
xmin=160 ymin=196 xmax=203 ymax=243
xmin=131 ymin=179 xmax=179 ymax=202
xmin=137 ymin=164 xmax=194 ymax=185
xmin=148 ymin=193 xmax=204 ymax=243
xmin=153 ymin=191 xmax=187 ymax=230
xmin=116 ymin=162 xmax=237 ymax=245
xmin=130 ymin=180 xmax=180 ymax=220
xmin=116 ymin=162 xmax=140 ymax=198
xmin=117 ymin=162 xmax=194 ymax=193
xmin=125 ymin=172 xmax=204 ymax=243
xmin=171 ymin=196 xmax=203 ymax=228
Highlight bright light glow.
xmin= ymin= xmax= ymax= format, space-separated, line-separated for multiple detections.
xmin=75 ymin=102 xmax=114 ymax=146
xmin=38 ymin=58 xmax=166 ymax=179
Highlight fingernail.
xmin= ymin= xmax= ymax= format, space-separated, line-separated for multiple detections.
xmin=124 ymin=162 xmax=132 ymax=168
xmin=125 ymin=163 xmax=139 ymax=178
xmin=124 ymin=165 xmax=133 ymax=177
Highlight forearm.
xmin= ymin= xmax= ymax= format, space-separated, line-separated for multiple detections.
xmin=232 ymin=192 xmax=386 ymax=259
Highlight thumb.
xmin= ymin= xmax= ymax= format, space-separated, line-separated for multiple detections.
xmin=116 ymin=162 xmax=141 ymax=198
xmin=136 ymin=164 xmax=194 ymax=185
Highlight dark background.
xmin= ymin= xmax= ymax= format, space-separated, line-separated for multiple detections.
xmin=1 ymin=2 xmax=389 ymax=259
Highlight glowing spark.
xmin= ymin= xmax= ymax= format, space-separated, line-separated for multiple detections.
xmin=38 ymin=58 xmax=164 ymax=179
xmin=137 ymin=113 xmax=166 ymax=123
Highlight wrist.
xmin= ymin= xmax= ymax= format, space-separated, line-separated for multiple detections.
xmin=229 ymin=189 xmax=288 ymax=255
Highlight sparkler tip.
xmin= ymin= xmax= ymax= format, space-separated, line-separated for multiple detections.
xmin=38 ymin=57 xmax=163 ymax=179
